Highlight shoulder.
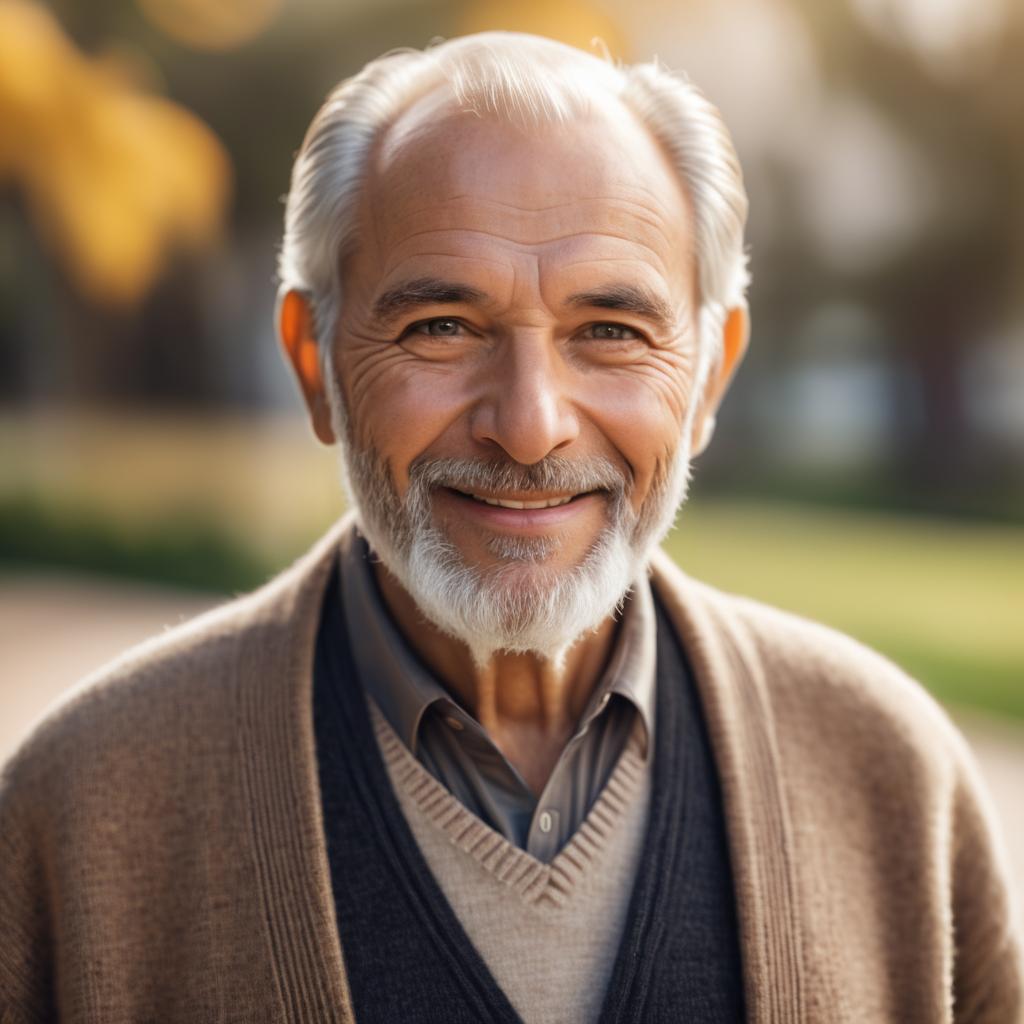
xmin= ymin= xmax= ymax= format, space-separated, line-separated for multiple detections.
xmin=0 ymin=518 xmax=348 ymax=812
xmin=3 ymin=593 xmax=241 ymax=792
xmin=648 ymin=546 xmax=967 ymax=784
xmin=650 ymin=552 xmax=1024 ymax=1008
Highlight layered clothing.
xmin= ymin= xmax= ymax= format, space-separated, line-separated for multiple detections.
xmin=1 ymin=517 xmax=1021 ymax=1022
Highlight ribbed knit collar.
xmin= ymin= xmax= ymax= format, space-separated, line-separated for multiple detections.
xmin=367 ymin=694 xmax=648 ymax=908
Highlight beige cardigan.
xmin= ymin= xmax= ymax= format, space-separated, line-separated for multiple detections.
xmin=1 ymin=517 xmax=1022 ymax=1023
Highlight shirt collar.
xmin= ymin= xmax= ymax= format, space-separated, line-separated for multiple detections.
xmin=340 ymin=534 xmax=450 ymax=754
xmin=338 ymin=532 xmax=657 ymax=758
xmin=572 ymin=573 xmax=657 ymax=757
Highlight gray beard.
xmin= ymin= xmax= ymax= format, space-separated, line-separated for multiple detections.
xmin=325 ymin=377 xmax=692 ymax=668
xmin=335 ymin=442 xmax=696 ymax=671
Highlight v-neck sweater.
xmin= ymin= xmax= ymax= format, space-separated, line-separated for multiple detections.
xmin=1 ymin=514 xmax=1022 ymax=1023
xmin=339 ymin=531 xmax=658 ymax=861
xmin=314 ymin=550 xmax=744 ymax=1021
xmin=370 ymin=700 xmax=653 ymax=1023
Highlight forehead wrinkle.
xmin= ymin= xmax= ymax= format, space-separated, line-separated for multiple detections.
xmin=378 ymin=251 xmax=512 ymax=280
xmin=368 ymin=103 xmax=693 ymax=247
xmin=384 ymin=226 xmax=670 ymax=270
xmin=388 ymin=195 xmax=679 ymax=244
xmin=404 ymin=191 xmax=681 ymax=219
xmin=375 ymin=233 xmax=687 ymax=320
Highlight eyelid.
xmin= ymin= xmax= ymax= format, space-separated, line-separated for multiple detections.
xmin=397 ymin=317 xmax=647 ymax=342
xmin=400 ymin=315 xmax=472 ymax=339
xmin=579 ymin=321 xmax=646 ymax=341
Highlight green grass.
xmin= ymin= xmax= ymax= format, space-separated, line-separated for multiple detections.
xmin=2 ymin=488 xmax=1022 ymax=721
xmin=665 ymin=498 xmax=1024 ymax=720
xmin=0 ymin=493 xmax=272 ymax=593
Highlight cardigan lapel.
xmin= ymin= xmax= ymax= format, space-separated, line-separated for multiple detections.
xmin=649 ymin=548 xmax=808 ymax=1024
xmin=231 ymin=518 xmax=806 ymax=1024
xmin=232 ymin=515 xmax=359 ymax=1023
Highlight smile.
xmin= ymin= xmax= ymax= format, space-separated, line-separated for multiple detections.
xmin=440 ymin=487 xmax=599 ymax=530
xmin=463 ymin=492 xmax=578 ymax=510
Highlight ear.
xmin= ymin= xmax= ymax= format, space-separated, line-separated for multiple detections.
xmin=277 ymin=288 xmax=337 ymax=445
xmin=690 ymin=305 xmax=749 ymax=456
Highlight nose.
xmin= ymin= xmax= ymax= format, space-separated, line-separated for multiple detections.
xmin=469 ymin=334 xmax=580 ymax=465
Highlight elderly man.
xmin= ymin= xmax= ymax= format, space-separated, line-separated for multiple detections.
xmin=2 ymin=31 xmax=1022 ymax=1024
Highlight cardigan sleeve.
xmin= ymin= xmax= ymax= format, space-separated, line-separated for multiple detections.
xmin=948 ymin=732 xmax=1024 ymax=1023
xmin=0 ymin=751 xmax=55 ymax=1024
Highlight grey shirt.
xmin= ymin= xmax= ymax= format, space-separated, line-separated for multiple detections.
xmin=339 ymin=534 xmax=656 ymax=863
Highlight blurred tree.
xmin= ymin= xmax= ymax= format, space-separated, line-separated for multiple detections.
xmin=0 ymin=0 xmax=230 ymax=306
xmin=0 ymin=0 xmax=231 ymax=403
xmin=790 ymin=0 xmax=1024 ymax=494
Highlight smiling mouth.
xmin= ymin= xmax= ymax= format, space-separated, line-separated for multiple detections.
xmin=447 ymin=488 xmax=594 ymax=510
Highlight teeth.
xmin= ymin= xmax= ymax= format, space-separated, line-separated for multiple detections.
xmin=470 ymin=494 xmax=576 ymax=509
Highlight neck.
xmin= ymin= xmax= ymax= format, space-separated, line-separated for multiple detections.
xmin=373 ymin=561 xmax=618 ymax=794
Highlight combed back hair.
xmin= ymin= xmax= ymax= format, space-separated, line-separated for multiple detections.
xmin=278 ymin=32 xmax=749 ymax=384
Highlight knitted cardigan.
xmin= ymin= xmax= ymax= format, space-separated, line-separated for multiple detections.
xmin=312 ymin=556 xmax=745 ymax=1022
xmin=1 ymin=516 xmax=1022 ymax=1023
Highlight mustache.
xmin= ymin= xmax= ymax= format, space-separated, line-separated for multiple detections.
xmin=408 ymin=454 xmax=630 ymax=498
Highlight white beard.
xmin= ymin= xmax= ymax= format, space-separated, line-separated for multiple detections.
xmin=324 ymin=368 xmax=694 ymax=669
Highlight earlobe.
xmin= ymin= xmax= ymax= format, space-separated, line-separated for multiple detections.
xmin=278 ymin=289 xmax=337 ymax=445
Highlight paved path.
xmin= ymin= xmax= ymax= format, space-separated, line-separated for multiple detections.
xmin=3 ymin=571 xmax=1022 ymax=917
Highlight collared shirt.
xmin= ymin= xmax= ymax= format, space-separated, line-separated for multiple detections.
xmin=339 ymin=533 xmax=657 ymax=863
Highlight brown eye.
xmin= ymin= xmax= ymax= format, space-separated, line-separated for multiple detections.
xmin=583 ymin=323 xmax=641 ymax=341
xmin=411 ymin=318 xmax=463 ymax=337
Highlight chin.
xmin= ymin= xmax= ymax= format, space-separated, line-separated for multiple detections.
xmin=397 ymin=520 xmax=637 ymax=669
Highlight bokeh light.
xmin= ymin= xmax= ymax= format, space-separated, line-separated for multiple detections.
xmin=456 ymin=0 xmax=627 ymax=57
xmin=136 ymin=0 xmax=283 ymax=52
xmin=0 ymin=0 xmax=230 ymax=306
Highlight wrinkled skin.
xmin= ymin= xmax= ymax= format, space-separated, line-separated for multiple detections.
xmin=280 ymin=88 xmax=747 ymax=791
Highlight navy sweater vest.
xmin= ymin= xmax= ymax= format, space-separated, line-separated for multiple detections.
xmin=313 ymin=563 xmax=746 ymax=1022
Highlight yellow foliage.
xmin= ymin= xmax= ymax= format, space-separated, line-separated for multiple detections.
xmin=136 ymin=0 xmax=282 ymax=52
xmin=456 ymin=0 xmax=628 ymax=59
xmin=0 ymin=0 xmax=231 ymax=306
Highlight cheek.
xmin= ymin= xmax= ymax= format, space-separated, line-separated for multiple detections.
xmin=341 ymin=345 xmax=474 ymax=492
xmin=579 ymin=355 xmax=694 ymax=504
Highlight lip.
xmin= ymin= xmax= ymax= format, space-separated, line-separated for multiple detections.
xmin=436 ymin=487 xmax=602 ymax=532
xmin=457 ymin=489 xmax=577 ymax=509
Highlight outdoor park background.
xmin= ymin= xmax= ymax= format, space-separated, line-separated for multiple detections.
xmin=1 ymin=0 xmax=1022 ymax=898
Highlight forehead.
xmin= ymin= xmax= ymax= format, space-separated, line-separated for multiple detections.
xmin=348 ymin=90 xmax=695 ymax=301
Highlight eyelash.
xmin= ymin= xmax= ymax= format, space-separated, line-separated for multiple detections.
xmin=581 ymin=323 xmax=642 ymax=342
xmin=401 ymin=318 xmax=644 ymax=342
xmin=404 ymin=318 xmax=466 ymax=338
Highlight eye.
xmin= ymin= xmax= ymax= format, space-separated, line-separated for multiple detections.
xmin=580 ymin=322 xmax=643 ymax=342
xmin=405 ymin=317 xmax=467 ymax=338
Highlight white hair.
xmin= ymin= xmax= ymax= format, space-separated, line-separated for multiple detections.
xmin=277 ymin=31 xmax=749 ymax=398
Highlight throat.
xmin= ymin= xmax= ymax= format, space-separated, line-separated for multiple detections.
xmin=488 ymin=718 xmax=577 ymax=797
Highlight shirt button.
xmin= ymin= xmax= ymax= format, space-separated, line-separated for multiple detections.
xmin=538 ymin=811 xmax=553 ymax=834
xmin=445 ymin=716 xmax=465 ymax=731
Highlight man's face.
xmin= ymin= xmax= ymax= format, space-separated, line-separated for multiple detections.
xmin=325 ymin=91 xmax=703 ymax=660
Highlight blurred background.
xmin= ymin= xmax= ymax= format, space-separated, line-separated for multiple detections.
xmin=1 ymin=0 xmax=1021 ymax=894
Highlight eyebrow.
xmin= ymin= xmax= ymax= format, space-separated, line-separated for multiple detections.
xmin=370 ymin=276 xmax=678 ymax=331
xmin=566 ymin=284 xmax=677 ymax=330
xmin=371 ymin=277 xmax=490 ymax=323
